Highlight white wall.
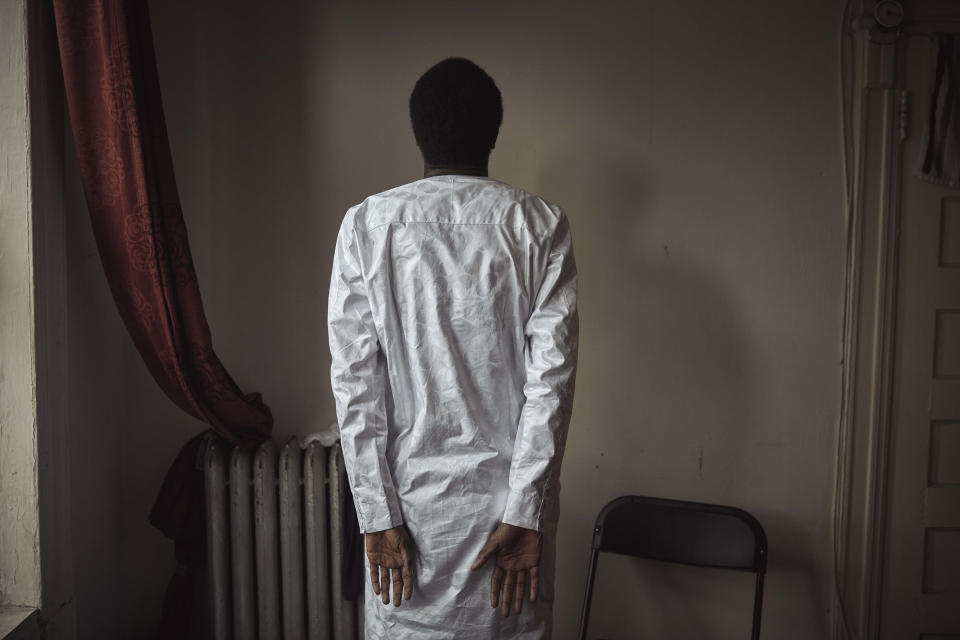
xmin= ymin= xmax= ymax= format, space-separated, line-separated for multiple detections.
xmin=66 ymin=0 xmax=844 ymax=637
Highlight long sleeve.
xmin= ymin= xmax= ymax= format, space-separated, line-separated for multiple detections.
xmin=501 ymin=209 xmax=579 ymax=531
xmin=327 ymin=209 xmax=403 ymax=534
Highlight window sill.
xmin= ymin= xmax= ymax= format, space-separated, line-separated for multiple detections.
xmin=0 ymin=607 xmax=40 ymax=640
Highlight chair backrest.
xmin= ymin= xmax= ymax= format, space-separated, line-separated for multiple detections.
xmin=593 ymin=495 xmax=767 ymax=572
xmin=579 ymin=495 xmax=768 ymax=640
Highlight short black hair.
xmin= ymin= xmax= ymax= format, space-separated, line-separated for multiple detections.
xmin=409 ymin=57 xmax=503 ymax=167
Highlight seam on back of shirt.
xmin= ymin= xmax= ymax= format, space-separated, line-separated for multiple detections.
xmin=357 ymin=219 xmax=530 ymax=233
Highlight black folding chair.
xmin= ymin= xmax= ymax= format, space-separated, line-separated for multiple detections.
xmin=578 ymin=495 xmax=768 ymax=640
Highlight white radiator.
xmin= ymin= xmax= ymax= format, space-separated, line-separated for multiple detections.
xmin=204 ymin=436 xmax=364 ymax=640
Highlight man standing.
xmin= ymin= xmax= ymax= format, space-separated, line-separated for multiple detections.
xmin=328 ymin=57 xmax=578 ymax=639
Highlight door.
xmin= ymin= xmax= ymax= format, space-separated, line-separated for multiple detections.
xmin=881 ymin=32 xmax=960 ymax=637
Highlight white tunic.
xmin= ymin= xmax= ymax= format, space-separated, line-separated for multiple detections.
xmin=327 ymin=175 xmax=579 ymax=639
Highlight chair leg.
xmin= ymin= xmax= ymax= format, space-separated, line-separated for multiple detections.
xmin=751 ymin=571 xmax=765 ymax=640
xmin=578 ymin=550 xmax=600 ymax=640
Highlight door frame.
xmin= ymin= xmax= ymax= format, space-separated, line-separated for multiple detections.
xmin=833 ymin=1 xmax=960 ymax=638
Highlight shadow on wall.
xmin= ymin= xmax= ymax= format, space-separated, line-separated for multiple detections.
xmin=538 ymin=146 xmax=825 ymax=636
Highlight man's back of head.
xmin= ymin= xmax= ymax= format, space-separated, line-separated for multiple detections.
xmin=409 ymin=57 xmax=503 ymax=170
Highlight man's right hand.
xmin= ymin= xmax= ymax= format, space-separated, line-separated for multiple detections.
xmin=470 ymin=522 xmax=543 ymax=617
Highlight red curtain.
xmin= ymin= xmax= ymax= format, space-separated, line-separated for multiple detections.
xmin=52 ymin=0 xmax=272 ymax=449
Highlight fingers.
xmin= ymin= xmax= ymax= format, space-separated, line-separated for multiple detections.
xmin=370 ymin=563 xmax=381 ymax=596
xmin=515 ymin=570 xmax=525 ymax=614
xmin=380 ymin=566 xmax=391 ymax=605
xmin=372 ymin=564 xmax=414 ymax=606
xmin=501 ymin=570 xmax=517 ymax=617
xmin=472 ymin=538 xmax=497 ymax=570
xmin=402 ymin=557 xmax=414 ymax=601
xmin=490 ymin=566 xmax=504 ymax=608
xmin=489 ymin=567 xmax=535 ymax=617
xmin=392 ymin=568 xmax=403 ymax=607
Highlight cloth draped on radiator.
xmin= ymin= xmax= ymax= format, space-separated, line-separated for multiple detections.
xmin=149 ymin=430 xmax=215 ymax=640
xmin=919 ymin=33 xmax=960 ymax=189
xmin=327 ymin=175 xmax=579 ymax=639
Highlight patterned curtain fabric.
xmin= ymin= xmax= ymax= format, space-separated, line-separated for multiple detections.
xmin=52 ymin=0 xmax=273 ymax=449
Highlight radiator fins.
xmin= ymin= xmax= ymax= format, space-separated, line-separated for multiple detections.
xmin=204 ymin=437 xmax=362 ymax=640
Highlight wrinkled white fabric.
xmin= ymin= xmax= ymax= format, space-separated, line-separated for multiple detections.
xmin=327 ymin=175 xmax=578 ymax=639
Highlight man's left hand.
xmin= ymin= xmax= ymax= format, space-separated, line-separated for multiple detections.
xmin=365 ymin=524 xmax=415 ymax=606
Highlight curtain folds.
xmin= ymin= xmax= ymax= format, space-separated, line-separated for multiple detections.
xmin=52 ymin=0 xmax=272 ymax=449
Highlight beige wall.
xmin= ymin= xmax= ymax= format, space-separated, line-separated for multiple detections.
xmin=66 ymin=0 xmax=844 ymax=637
xmin=0 ymin=0 xmax=40 ymax=610
xmin=3 ymin=3 xmax=74 ymax=635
